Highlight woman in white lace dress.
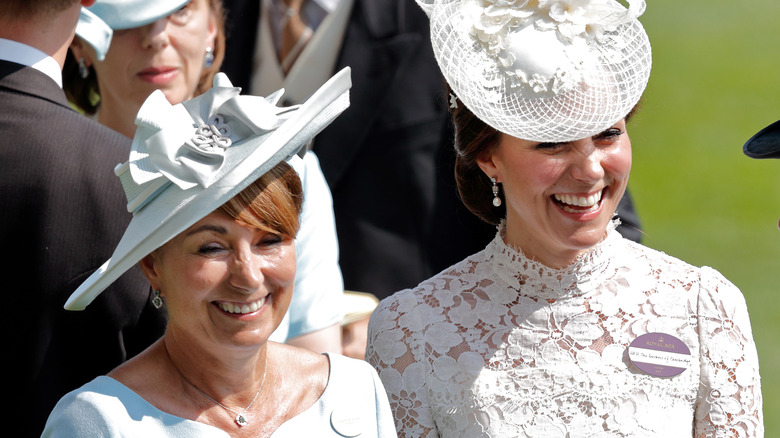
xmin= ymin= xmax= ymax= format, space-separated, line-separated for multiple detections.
xmin=365 ymin=0 xmax=764 ymax=436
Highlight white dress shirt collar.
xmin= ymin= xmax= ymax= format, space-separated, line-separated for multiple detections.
xmin=0 ymin=38 xmax=63 ymax=87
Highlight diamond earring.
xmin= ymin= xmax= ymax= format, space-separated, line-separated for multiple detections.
xmin=204 ymin=47 xmax=214 ymax=68
xmin=491 ymin=177 xmax=502 ymax=207
xmin=152 ymin=289 xmax=163 ymax=309
xmin=78 ymin=58 xmax=89 ymax=79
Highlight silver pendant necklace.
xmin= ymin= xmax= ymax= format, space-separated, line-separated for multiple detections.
xmin=184 ymin=355 xmax=268 ymax=427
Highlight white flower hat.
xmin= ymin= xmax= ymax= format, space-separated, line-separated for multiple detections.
xmin=65 ymin=68 xmax=352 ymax=310
xmin=417 ymin=0 xmax=652 ymax=142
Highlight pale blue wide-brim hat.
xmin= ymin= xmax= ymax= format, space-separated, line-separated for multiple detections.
xmin=65 ymin=67 xmax=352 ymax=310
xmin=76 ymin=0 xmax=190 ymax=60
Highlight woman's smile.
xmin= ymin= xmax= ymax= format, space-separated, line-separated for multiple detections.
xmin=551 ymin=189 xmax=604 ymax=214
xmin=216 ymin=295 xmax=270 ymax=315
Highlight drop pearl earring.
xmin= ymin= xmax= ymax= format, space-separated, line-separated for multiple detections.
xmin=491 ymin=177 xmax=502 ymax=207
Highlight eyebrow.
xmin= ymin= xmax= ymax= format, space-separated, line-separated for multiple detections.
xmin=185 ymin=224 xmax=228 ymax=237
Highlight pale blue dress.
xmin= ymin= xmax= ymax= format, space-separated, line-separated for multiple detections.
xmin=42 ymin=354 xmax=396 ymax=437
xmin=272 ymin=152 xmax=344 ymax=342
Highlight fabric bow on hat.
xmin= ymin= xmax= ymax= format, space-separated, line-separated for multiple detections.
xmin=117 ymin=73 xmax=300 ymax=215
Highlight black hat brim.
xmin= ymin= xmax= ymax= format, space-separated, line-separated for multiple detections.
xmin=744 ymin=120 xmax=780 ymax=159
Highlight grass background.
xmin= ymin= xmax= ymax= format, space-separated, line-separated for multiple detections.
xmin=628 ymin=0 xmax=780 ymax=432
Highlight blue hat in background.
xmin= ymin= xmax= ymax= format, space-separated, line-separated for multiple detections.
xmin=743 ymin=120 xmax=780 ymax=159
xmin=76 ymin=0 xmax=190 ymax=60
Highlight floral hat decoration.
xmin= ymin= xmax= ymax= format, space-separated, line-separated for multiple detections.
xmin=65 ymin=68 xmax=352 ymax=310
xmin=417 ymin=0 xmax=652 ymax=142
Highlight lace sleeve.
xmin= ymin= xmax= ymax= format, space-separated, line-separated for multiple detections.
xmin=367 ymin=292 xmax=439 ymax=438
xmin=695 ymin=266 xmax=763 ymax=437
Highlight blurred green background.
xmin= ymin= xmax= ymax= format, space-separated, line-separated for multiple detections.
xmin=630 ymin=0 xmax=779 ymax=432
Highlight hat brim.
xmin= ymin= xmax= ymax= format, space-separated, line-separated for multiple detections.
xmin=65 ymin=68 xmax=352 ymax=310
xmin=76 ymin=8 xmax=113 ymax=61
xmin=77 ymin=0 xmax=190 ymax=60
xmin=743 ymin=120 xmax=780 ymax=159
xmin=89 ymin=0 xmax=190 ymax=30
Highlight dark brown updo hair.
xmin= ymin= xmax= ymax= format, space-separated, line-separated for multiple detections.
xmin=448 ymin=84 xmax=504 ymax=226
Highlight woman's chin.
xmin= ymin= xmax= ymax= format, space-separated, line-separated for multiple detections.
xmin=566 ymin=222 xmax=612 ymax=251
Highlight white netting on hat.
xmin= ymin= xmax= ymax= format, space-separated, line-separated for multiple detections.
xmin=428 ymin=0 xmax=652 ymax=143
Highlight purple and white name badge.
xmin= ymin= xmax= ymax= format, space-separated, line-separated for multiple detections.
xmin=628 ymin=332 xmax=692 ymax=378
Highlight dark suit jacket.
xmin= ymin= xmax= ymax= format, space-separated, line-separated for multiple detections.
xmin=221 ymin=0 xmax=641 ymax=300
xmin=0 ymin=61 xmax=166 ymax=436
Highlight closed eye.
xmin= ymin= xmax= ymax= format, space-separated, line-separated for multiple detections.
xmin=257 ymin=233 xmax=283 ymax=248
xmin=535 ymin=141 xmax=565 ymax=151
xmin=595 ymin=128 xmax=623 ymax=142
xmin=198 ymin=243 xmax=227 ymax=255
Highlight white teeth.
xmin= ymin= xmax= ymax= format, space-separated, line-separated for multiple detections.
xmin=554 ymin=190 xmax=602 ymax=208
xmin=219 ymin=296 xmax=267 ymax=314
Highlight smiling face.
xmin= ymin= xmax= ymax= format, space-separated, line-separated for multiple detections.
xmin=478 ymin=120 xmax=632 ymax=268
xmin=142 ymin=211 xmax=296 ymax=350
xmin=78 ymin=0 xmax=217 ymax=137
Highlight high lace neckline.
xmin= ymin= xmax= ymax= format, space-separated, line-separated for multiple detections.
xmin=488 ymin=219 xmax=621 ymax=300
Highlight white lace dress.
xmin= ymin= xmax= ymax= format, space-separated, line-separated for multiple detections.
xmin=366 ymin=225 xmax=763 ymax=437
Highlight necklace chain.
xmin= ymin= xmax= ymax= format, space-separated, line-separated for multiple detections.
xmin=184 ymin=355 xmax=268 ymax=427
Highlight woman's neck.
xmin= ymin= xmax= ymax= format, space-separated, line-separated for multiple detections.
xmin=163 ymin=331 xmax=268 ymax=402
xmin=96 ymin=101 xmax=139 ymax=139
xmin=502 ymin=221 xmax=591 ymax=270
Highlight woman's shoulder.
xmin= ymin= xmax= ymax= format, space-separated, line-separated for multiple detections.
xmin=42 ymin=377 xmax=124 ymax=436
xmin=57 ymin=375 xmax=150 ymax=412
xmin=378 ymin=249 xmax=490 ymax=305
xmin=620 ymin=238 xmax=743 ymax=297
xmin=326 ymin=352 xmax=381 ymax=381
xmin=272 ymin=342 xmax=330 ymax=391
xmin=43 ymin=377 xmax=223 ymax=437
xmin=270 ymin=353 xmax=396 ymax=437
xmin=320 ymin=354 xmax=396 ymax=436
xmin=369 ymin=249 xmax=492 ymax=338
xmin=271 ymin=345 xmax=376 ymax=390
xmin=55 ymin=376 xmax=133 ymax=405
xmin=619 ymin=237 xmax=703 ymax=274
